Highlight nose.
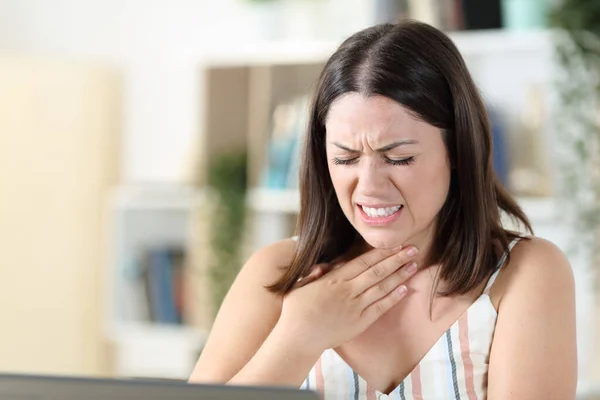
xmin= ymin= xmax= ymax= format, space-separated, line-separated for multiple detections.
xmin=355 ymin=159 xmax=389 ymax=198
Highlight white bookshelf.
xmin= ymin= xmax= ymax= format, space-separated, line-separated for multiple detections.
xmin=106 ymin=185 xmax=209 ymax=379
xmin=111 ymin=185 xmax=206 ymax=211
xmin=196 ymin=29 xmax=551 ymax=68
xmin=247 ymin=188 xmax=301 ymax=214
xmin=110 ymin=322 xmax=207 ymax=380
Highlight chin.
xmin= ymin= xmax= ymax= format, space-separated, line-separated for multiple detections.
xmin=359 ymin=229 xmax=406 ymax=250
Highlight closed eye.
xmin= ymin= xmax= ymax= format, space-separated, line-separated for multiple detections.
xmin=331 ymin=155 xmax=416 ymax=166
xmin=332 ymin=157 xmax=358 ymax=165
xmin=386 ymin=156 xmax=415 ymax=166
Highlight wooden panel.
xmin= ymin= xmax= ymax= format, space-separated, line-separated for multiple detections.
xmin=269 ymin=63 xmax=323 ymax=108
xmin=0 ymin=57 xmax=120 ymax=376
xmin=247 ymin=66 xmax=273 ymax=188
xmin=198 ymin=67 xmax=249 ymax=186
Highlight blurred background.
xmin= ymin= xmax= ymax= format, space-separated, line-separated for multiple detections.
xmin=0 ymin=0 xmax=599 ymax=397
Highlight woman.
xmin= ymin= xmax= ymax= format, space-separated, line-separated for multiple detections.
xmin=189 ymin=21 xmax=577 ymax=399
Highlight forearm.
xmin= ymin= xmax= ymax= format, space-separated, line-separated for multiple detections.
xmin=228 ymin=323 xmax=321 ymax=388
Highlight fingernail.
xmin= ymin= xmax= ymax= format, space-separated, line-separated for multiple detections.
xmin=406 ymin=262 xmax=417 ymax=274
xmin=393 ymin=245 xmax=403 ymax=252
xmin=398 ymin=285 xmax=407 ymax=295
xmin=407 ymin=247 xmax=418 ymax=257
xmin=296 ymin=277 xmax=303 ymax=283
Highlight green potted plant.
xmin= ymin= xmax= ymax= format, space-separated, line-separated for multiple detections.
xmin=549 ymin=0 xmax=600 ymax=390
xmin=206 ymin=151 xmax=248 ymax=315
xmin=549 ymin=0 xmax=600 ymax=272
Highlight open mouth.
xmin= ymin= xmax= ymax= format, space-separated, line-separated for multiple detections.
xmin=360 ymin=205 xmax=402 ymax=218
xmin=357 ymin=204 xmax=404 ymax=225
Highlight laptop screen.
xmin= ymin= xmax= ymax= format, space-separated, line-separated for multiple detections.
xmin=0 ymin=374 xmax=320 ymax=400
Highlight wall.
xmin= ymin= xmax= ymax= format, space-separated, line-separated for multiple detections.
xmin=0 ymin=0 xmax=231 ymax=184
xmin=0 ymin=57 xmax=120 ymax=376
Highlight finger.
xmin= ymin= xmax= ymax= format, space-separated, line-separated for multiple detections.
xmin=320 ymin=261 xmax=339 ymax=274
xmin=336 ymin=246 xmax=402 ymax=280
xmin=351 ymin=246 xmax=418 ymax=295
xmin=359 ymin=261 xmax=417 ymax=307
xmin=307 ymin=264 xmax=324 ymax=279
xmin=330 ymin=262 xmax=344 ymax=272
xmin=362 ymin=284 xmax=409 ymax=322
xmin=294 ymin=264 xmax=325 ymax=288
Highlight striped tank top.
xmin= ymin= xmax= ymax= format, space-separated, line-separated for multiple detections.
xmin=300 ymin=238 xmax=521 ymax=400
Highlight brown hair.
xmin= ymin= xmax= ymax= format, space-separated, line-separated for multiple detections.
xmin=268 ymin=20 xmax=532 ymax=298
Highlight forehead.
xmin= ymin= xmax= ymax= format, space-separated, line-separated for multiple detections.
xmin=325 ymin=93 xmax=430 ymax=142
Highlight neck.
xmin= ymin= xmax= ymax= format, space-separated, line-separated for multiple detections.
xmin=352 ymin=225 xmax=438 ymax=271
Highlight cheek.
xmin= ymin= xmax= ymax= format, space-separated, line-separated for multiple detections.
xmin=403 ymin=161 xmax=451 ymax=217
xmin=328 ymin=165 xmax=358 ymax=218
xmin=328 ymin=166 xmax=353 ymax=197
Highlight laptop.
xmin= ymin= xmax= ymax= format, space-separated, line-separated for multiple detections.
xmin=0 ymin=373 xmax=321 ymax=400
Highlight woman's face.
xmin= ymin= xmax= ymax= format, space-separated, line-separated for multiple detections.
xmin=325 ymin=93 xmax=451 ymax=251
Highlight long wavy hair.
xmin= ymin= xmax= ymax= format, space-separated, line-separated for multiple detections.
xmin=268 ymin=21 xmax=531 ymax=298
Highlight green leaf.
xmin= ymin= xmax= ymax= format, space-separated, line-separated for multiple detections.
xmin=206 ymin=151 xmax=248 ymax=313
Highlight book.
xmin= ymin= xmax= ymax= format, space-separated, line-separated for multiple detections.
xmin=142 ymin=246 xmax=187 ymax=325
xmin=261 ymin=95 xmax=309 ymax=191
xmin=120 ymin=254 xmax=150 ymax=322
xmin=439 ymin=0 xmax=465 ymax=31
xmin=461 ymin=0 xmax=502 ymax=30
xmin=487 ymin=105 xmax=509 ymax=188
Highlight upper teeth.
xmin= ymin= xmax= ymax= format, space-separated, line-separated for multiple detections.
xmin=362 ymin=205 xmax=402 ymax=218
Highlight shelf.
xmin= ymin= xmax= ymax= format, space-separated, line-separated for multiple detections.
xmin=197 ymin=29 xmax=551 ymax=68
xmin=110 ymin=185 xmax=206 ymax=211
xmin=109 ymin=322 xmax=207 ymax=351
xmin=109 ymin=322 xmax=207 ymax=380
xmin=106 ymin=185 xmax=211 ymax=379
xmin=449 ymin=28 xmax=551 ymax=56
xmin=198 ymin=41 xmax=335 ymax=68
xmin=247 ymin=188 xmax=301 ymax=213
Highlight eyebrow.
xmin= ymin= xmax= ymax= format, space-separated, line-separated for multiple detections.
xmin=331 ymin=139 xmax=419 ymax=153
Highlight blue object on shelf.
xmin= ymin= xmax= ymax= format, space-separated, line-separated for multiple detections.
xmin=501 ymin=0 xmax=547 ymax=30
xmin=147 ymin=248 xmax=179 ymax=324
xmin=261 ymin=135 xmax=297 ymax=189
xmin=488 ymin=106 xmax=509 ymax=187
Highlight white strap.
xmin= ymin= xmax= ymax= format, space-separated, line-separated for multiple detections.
xmin=483 ymin=237 xmax=521 ymax=295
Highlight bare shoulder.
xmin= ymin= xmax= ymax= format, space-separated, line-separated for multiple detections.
xmin=220 ymin=235 xmax=299 ymax=310
xmin=242 ymin=237 xmax=298 ymax=282
xmin=488 ymin=237 xmax=577 ymax=398
xmin=189 ymin=237 xmax=297 ymax=383
xmin=490 ymin=236 xmax=574 ymax=308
